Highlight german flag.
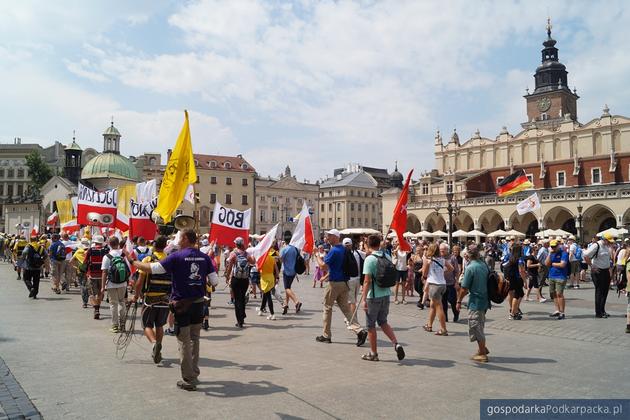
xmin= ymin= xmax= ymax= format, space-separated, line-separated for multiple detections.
xmin=496 ymin=169 xmax=534 ymax=197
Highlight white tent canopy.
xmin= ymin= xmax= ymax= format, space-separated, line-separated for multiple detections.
xmin=504 ymin=229 xmax=526 ymax=237
xmin=451 ymin=229 xmax=469 ymax=238
xmin=431 ymin=230 xmax=448 ymax=237
xmin=487 ymin=229 xmax=507 ymax=238
xmin=340 ymin=228 xmax=381 ymax=235
xmin=597 ymin=227 xmax=621 ymax=237
xmin=468 ymin=229 xmax=487 ymax=237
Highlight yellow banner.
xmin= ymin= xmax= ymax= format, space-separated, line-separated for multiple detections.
xmin=56 ymin=199 xmax=73 ymax=224
xmin=117 ymin=183 xmax=136 ymax=216
xmin=155 ymin=110 xmax=197 ymax=223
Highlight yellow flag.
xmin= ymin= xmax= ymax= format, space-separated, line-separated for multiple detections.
xmin=56 ymin=199 xmax=73 ymax=224
xmin=155 ymin=110 xmax=197 ymax=223
xmin=117 ymin=183 xmax=136 ymax=216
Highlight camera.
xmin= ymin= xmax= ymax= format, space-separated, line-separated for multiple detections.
xmin=86 ymin=212 xmax=114 ymax=225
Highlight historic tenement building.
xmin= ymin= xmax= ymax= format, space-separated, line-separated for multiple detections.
xmin=383 ymin=21 xmax=630 ymax=242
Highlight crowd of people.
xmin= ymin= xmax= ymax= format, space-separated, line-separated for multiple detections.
xmin=0 ymin=226 xmax=628 ymax=391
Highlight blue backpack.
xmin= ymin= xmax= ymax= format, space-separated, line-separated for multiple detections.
xmin=574 ymin=246 xmax=583 ymax=261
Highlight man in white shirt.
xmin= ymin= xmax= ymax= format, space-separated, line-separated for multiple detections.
xmin=343 ymin=237 xmax=365 ymax=324
xmin=567 ymin=237 xmax=580 ymax=288
xmin=583 ymin=232 xmax=615 ymax=318
xmin=101 ymin=236 xmax=130 ymax=333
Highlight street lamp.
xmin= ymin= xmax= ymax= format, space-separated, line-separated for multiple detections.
xmin=576 ymin=201 xmax=583 ymax=243
xmin=434 ymin=191 xmax=459 ymax=247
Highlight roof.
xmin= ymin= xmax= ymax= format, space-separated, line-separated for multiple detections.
xmin=103 ymin=123 xmax=121 ymax=137
xmin=81 ymin=152 xmax=139 ymax=181
xmin=320 ymin=170 xmax=378 ymax=189
xmin=65 ymin=140 xmax=82 ymax=151
xmin=193 ymin=154 xmax=256 ymax=173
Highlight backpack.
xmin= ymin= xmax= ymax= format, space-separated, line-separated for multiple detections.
xmin=51 ymin=241 xmax=67 ymax=261
xmin=293 ymin=247 xmax=306 ymax=275
xmin=135 ymin=246 xmax=150 ymax=262
xmin=26 ymin=245 xmax=44 ymax=269
xmin=574 ymin=246 xmax=583 ymax=261
xmin=487 ymin=269 xmax=510 ymax=306
xmin=373 ymin=254 xmax=398 ymax=288
xmin=342 ymin=248 xmax=359 ymax=278
xmin=105 ymin=254 xmax=130 ymax=284
xmin=617 ymin=261 xmax=629 ymax=296
xmin=232 ymin=251 xmax=251 ymax=279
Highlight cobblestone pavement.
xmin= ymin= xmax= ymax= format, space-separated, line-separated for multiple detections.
xmin=0 ymin=357 xmax=41 ymax=419
xmin=0 ymin=261 xmax=628 ymax=420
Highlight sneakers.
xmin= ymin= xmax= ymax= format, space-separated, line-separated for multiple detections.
xmin=94 ymin=312 xmax=100 ymax=320
xmin=165 ymin=327 xmax=175 ymax=335
xmin=257 ymin=309 xmax=264 ymax=316
xmin=295 ymin=302 xmax=302 ymax=313
xmin=471 ymin=353 xmax=489 ymax=363
xmin=282 ymin=306 xmax=289 ymax=315
xmin=356 ymin=330 xmax=368 ymax=347
xmin=361 ymin=352 xmax=379 ymax=361
xmin=453 ymin=311 xmax=460 ymax=323
xmin=152 ymin=342 xmax=162 ymax=364
xmin=395 ymin=344 xmax=405 ymax=361
xmin=417 ymin=301 xmax=424 ymax=309
xmin=538 ymin=298 xmax=547 ymax=303
xmin=109 ymin=325 xmax=120 ymax=333
xmin=557 ymin=313 xmax=565 ymax=320
xmin=267 ymin=314 xmax=276 ymax=321
xmin=176 ymin=380 xmax=197 ymax=391
xmin=202 ymin=319 xmax=209 ymax=330
xmin=315 ymin=335 xmax=331 ymax=343
xmin=549 ymin=311 xmax=561 ymax=318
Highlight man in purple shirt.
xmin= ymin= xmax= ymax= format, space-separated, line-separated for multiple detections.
xmin=131 ymin=229 xmax=218 ymax=391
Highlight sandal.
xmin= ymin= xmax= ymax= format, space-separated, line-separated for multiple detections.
xmin=361 ymin=352 xmax=379 ymax=361
xmin=422 ymin=324 xmax=432 ymax=332
xmin=435 ymin=329 xmax=449 ymax=336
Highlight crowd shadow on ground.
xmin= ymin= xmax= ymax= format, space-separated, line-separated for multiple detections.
xmin=197 ymin=380 xmax=288 ymax=398
xmin=155 ymin=357 xmax=282 ymax=373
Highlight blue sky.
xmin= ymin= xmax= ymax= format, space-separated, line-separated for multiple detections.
xmin=1 ymin=1 xmax=629 ymax=181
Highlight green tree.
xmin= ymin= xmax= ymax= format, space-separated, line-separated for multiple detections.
xmin=25 ymin=151 xmax=54 ymax=192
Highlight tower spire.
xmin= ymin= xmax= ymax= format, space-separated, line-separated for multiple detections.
xmin=546 ymin=17 xmax=552 ymax=39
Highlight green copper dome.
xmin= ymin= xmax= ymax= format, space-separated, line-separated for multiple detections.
xmin=81 ymin=152 xmax=138 ymax=182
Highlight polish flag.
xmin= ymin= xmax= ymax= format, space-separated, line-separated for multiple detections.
xmin=289 ymin=203 xmax=314 ymax=253
xmin=250 ymin=223 xmax=279 ymax=271
xmin=208 ymin=202 xmax=251 ymax=247
xmin=61 ymin=219 xmax=79 ymax=234
xmin=124 ymin=236 xmax=137 ymax=275
xmin=115 ymin=210 xmax=129 ymax=232
xmin=129 ymin=198 xmax=158 ymax=241
xmin=77 ymin=183 xmax=117 ymax=227
xmin=389 ymin=169 xmax=414 ymax=252
xmin=30 ymin=225 xmax=39 ymax=238
xmin=46 ymin=211 xmax=58 ymax=225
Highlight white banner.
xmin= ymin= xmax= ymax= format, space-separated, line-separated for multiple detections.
xmin=211 ymin=202 xmax=251 ymax=230
xmin=130 ymin=197 xmax=158 ymax=220
xmin=516 ymin=192 xmax=541 ymax=216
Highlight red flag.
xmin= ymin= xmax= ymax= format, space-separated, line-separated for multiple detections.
xmin=389 ymin=169 xmax=414 ymax=252
xmin=289 ymin=203 xmax=314 ymax=254
xmin=208 ymin=202 xmax=251 ymax=247
xmin=115 ymin=210 xmax=129 ymax=232
xmin=46 ymin=211 xmax=58 ymax=225
xmin=250 ymin=224 xmax=279 ymax=271
xmin=77 ymin=183 xmax=117 ymax=227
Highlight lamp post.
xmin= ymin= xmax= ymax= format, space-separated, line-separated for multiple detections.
xmin=446 ymin=191 xmax=454 ymax=248
xmin=576 ymin=201 xmax=583 ymax=243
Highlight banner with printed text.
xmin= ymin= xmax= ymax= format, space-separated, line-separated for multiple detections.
xmin=208 ymin=202 xmax=251 ymax=247
xmin=77 ymin=183 xmax=118 ymax=227
xmin=129 ymin=197 xmax=158 ymax=240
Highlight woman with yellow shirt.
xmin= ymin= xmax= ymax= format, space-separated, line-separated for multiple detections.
xmin=257 ymin=250 xmax=279 ymax=320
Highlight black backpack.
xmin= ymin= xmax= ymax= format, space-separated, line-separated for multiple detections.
xmin=343 ymin=248 xmax=359 ymax=278
xmin=26 ymin=245 xmax=44 ymax=269
xmin=293 ymin=247 xmax=306 ymax=275
xmin=487 ymin=269 xmax=510 ymax=306
xmin=374 ymin=254 xmax=397 ymax=288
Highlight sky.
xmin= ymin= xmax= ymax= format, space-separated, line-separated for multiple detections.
xmin=1 ymin=0 xmax=629 ymax=182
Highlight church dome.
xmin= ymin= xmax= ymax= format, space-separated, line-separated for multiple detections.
xmin=390 ymin=163 xmax=404 ymax=188
xmin=103 ymin=124 xmax=121 ymax=137
xmin=81 ymin=152 xmax=138 ymax=182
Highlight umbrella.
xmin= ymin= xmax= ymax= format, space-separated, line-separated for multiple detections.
xmin=597 ymin=227 xmax=620 ymax=237
xmin=431 ymin=230 xmax=448 ymax=237
xmin=451 ymin=229 xmax=469 ymax=238
xmin=340 ymin=228 xmax=381 ymax=235
xmin=468 ymin=229 xmax=487 ymax=237
xmin=505 ymin=229 xmax=526 ymax=237
xmin=403 ymin=231 xmax=417 ymax=238
xmin=618 ymin=228 xmax=629 ymax=235
xmin=487 ymin=229 xmax=506 ymax=238
xmin=551 ymin=228 xmax=572 ymax=237
xmin=418 ymin=230 xmax=432 ymax=238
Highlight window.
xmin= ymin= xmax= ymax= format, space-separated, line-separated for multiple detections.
xmin=7 ymin=169 xmax=14 ymax=178
xmin=351 ymin=217 xmax=355 ymax=225
xmin=336 ymin=203 xmax=341 ymax=211
xmin=422 ymin=184 xmax=429 ymax=195
xmin=364 ymin=191 xmax=368 ymax=197
xmin=242 ymin=178 xmax=248 ymax=186
xmin=526 ymin=174 xmax=534 ymax=185
xmin=272 ymin=210 xmax=278 ymax=222
xmin=556 ymin=171 xmax=566 ymax=187
xmin=336 ymin=217 xmax=341 ymax=226
xmin=496 ymin=176 xmax=504 ymax=185
xmin=328 ymin=191 xmax=332 ymax=197
xmin=364 ymin=218 xmax=368 ymax=225
xmin=350 ymin=190 xmax=354 ymax=196
xmin=272 ymin=196 xmax=277 ymax=203
xmin=286 ymin=197 xmax=290 ymax=204
xmin=260 ymin=195 xmax=266 ymax=202
xmin=210 ymin=161 xmax=217 ymax=168
xmin=17 ymin=169 xmax=24 ymax=178
xmin=350 ymin=203 xmax=355 ymax=211
xmin=7 ymin=185 xmax=13 ymax=196
xmin=176 ymin=209 xmax=183 ymax=215
xmin=297 ymin=199 xmax=303 ymax=206
xmin=328 ymin=203 xmax=332 ymax=212
xmin=446 ymin=180 xmax=453 ymax=193
xmin=321 ymin=218 xmax=325 ymax=227
xmin=195 ymin=175 xmax=200 ymax=184
xmin=210 ymin=193 xmax=216 ymax=204
xmin=372 ymin=204 xmax=376 ymax=212
xmin=224 ymin=161 xmax=232 ymax=169
xmin=540 ymin=112 xmax=548 ymax=121
xmin=328 ymin=218 xmax=332 ymax=226
xmin=0 ymin=169 xmax=4 ymax=177
xmin=260 ymin=210 xmax=266 ymax=222
xmin=321 ymin=203 xmax=325 ymax=212
xmin=195 ymin=192 xmax=200 ymax=203
xmin=242 ymin=195 xmax=248 ymax=205
xmin=357 ymin=203 xmax=361 ymax=211
xmin=17 ymin=184 xmax=23 ymax=196
xmin=225 ymin=194 xmax=232 ymax=204
xmin=211 ymin=176 xmax=217 ymax=184
xmin=242 ymin=163 xmax=248 ymax=170
xmin=592 ymin=167 xmax=602 ymax=184
xmin=226 ymin=177 xmax=232 ymax=185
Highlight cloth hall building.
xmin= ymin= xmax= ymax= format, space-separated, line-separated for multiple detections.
xmin=383 ymin=22 xmax=630 ymax=242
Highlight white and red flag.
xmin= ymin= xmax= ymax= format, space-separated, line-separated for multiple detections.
xmin=30 ymin=224 xmax=39 ymax=238
xmin=389 ymin=169 xmax=414 ymax=252
xmin=129 ymin=197 xmax=158 ymax=240
xmin=208 ymin=202 xmax=251 ymax=247
xmin=61 ymin=219 xmax=80 ymax=234
xmin=115 ymin=210 xmax=129 ymax=232
xmin=289 ymin=203 xmax=314 ymax=254
xmin=250 ymin=223 xmax=279 ymax=271
xmin=46 ymin=211 xmax=58 ymax=226
xmin=77 ymin=183 xmax=117 ymax=227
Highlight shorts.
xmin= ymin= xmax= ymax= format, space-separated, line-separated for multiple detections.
xmin=250 ymin=271 xmax=260 ymax=285
xmin=366 ymin=296 xmax=390 ymax=329
xmin=283 ymin=273 xmax=296 ymax=290
xmin=174 ymin=301 xmax=204 ymax=328
xmin=570 ymin=261 xmax=580 ymax=276
xmin=580 ymin=262 xmax=588 ymax=271
xmin=347 ymin=278 xmax=360 ymax=304
xmin=396 ymin=270 xmax=407 ymax=284
xmin=548 ymin=278 xmax=567 ymax=296
xmin=507 ymin=275 xmax=525 ymax=299
xmin=428 ymin=284 xmax=446 ymax=300
xmin=87 ymin=277 xmax=101 ymax=296
xmin=141 ymin=305 xmax=169 ymax=329
xmin=468 ymin=310 xmax=486 ymax=343
xmin=527 ymin=274 xmax=539 ymax=289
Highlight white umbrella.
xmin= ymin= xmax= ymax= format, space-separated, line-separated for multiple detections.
xmin=618 ymin=228 xmax=629 ymax=235
xmin=431 ymin=230 xmax=448 ymax=237
xmin=403 ymin=231 xmax=417 ymax=238
xmin=487 ymin=229 xmax=506 ymax=238
xmin=451 ymin=229 xmax=469 ymax=238
xmin=597 ymin=227 xmax=619 ymax=237
xmin=418 ymin=230 xmax=432 ymax=238
xmin=340 ymin=228 xmax=381 ymax=235
xmin=505 ymin=229 xmax=526 ymax=237
xmin=551 ymin=228 xmax=572 ymax=237
xmin=468 ymin=229 xmax=487 ymax=237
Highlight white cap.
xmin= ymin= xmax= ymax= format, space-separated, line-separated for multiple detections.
xmin=342 ymin=237 xmax=352 ymax=246
xmin=92 ymin=235 xmax=105 ymax=244
xmin=325 ymin=229 xmax=341 ymax=237
xmin=201 ymin=239 xmax=209 ymax=246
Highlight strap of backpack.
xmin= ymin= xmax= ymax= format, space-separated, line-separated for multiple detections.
xmin=431 ymin=258 xmax=444 ymax=269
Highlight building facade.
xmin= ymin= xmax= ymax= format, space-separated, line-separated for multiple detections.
xmin=255 ymin=166 xmax=320 ymax=238
xmin=3 ymin=203 xmax=41 ymax=236
xmin=383 ymin=21 xmax=630 ymax=242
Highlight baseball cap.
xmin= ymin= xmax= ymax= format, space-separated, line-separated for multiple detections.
xmin=325 ymin=229 xmax=341 ymax=237
xmin=92 ymin=235 xmax=105 ymax=244
xmin=549 ymin=239 xmax=558 ymax=247
xmin=523 ymin=239 xmax=530 ymax=245
xmin=342 ymin=237 xmax=352 ymax=246
xmin=234 ymin=237 xmax=244 ymax=245
xmin=201 ymin=239 xmax=209 ymax=246
xmin=601 ymin=232 xmax=615 ymax=243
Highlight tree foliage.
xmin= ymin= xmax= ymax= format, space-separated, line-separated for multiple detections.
xmin=25 ymin=151 xmax=54 ymax=191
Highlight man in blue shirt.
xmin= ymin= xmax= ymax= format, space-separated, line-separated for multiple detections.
xmin=280 ymin=244 xmax=302 ymax=315
xmin=316 ymin=229 xmax=368 ymax=346
xmin=546 ymin=239 xmax=569 ymax=320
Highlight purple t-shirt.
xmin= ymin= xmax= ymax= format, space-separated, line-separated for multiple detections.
xmin=159 ymin=247 xmax=214 ymax=300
